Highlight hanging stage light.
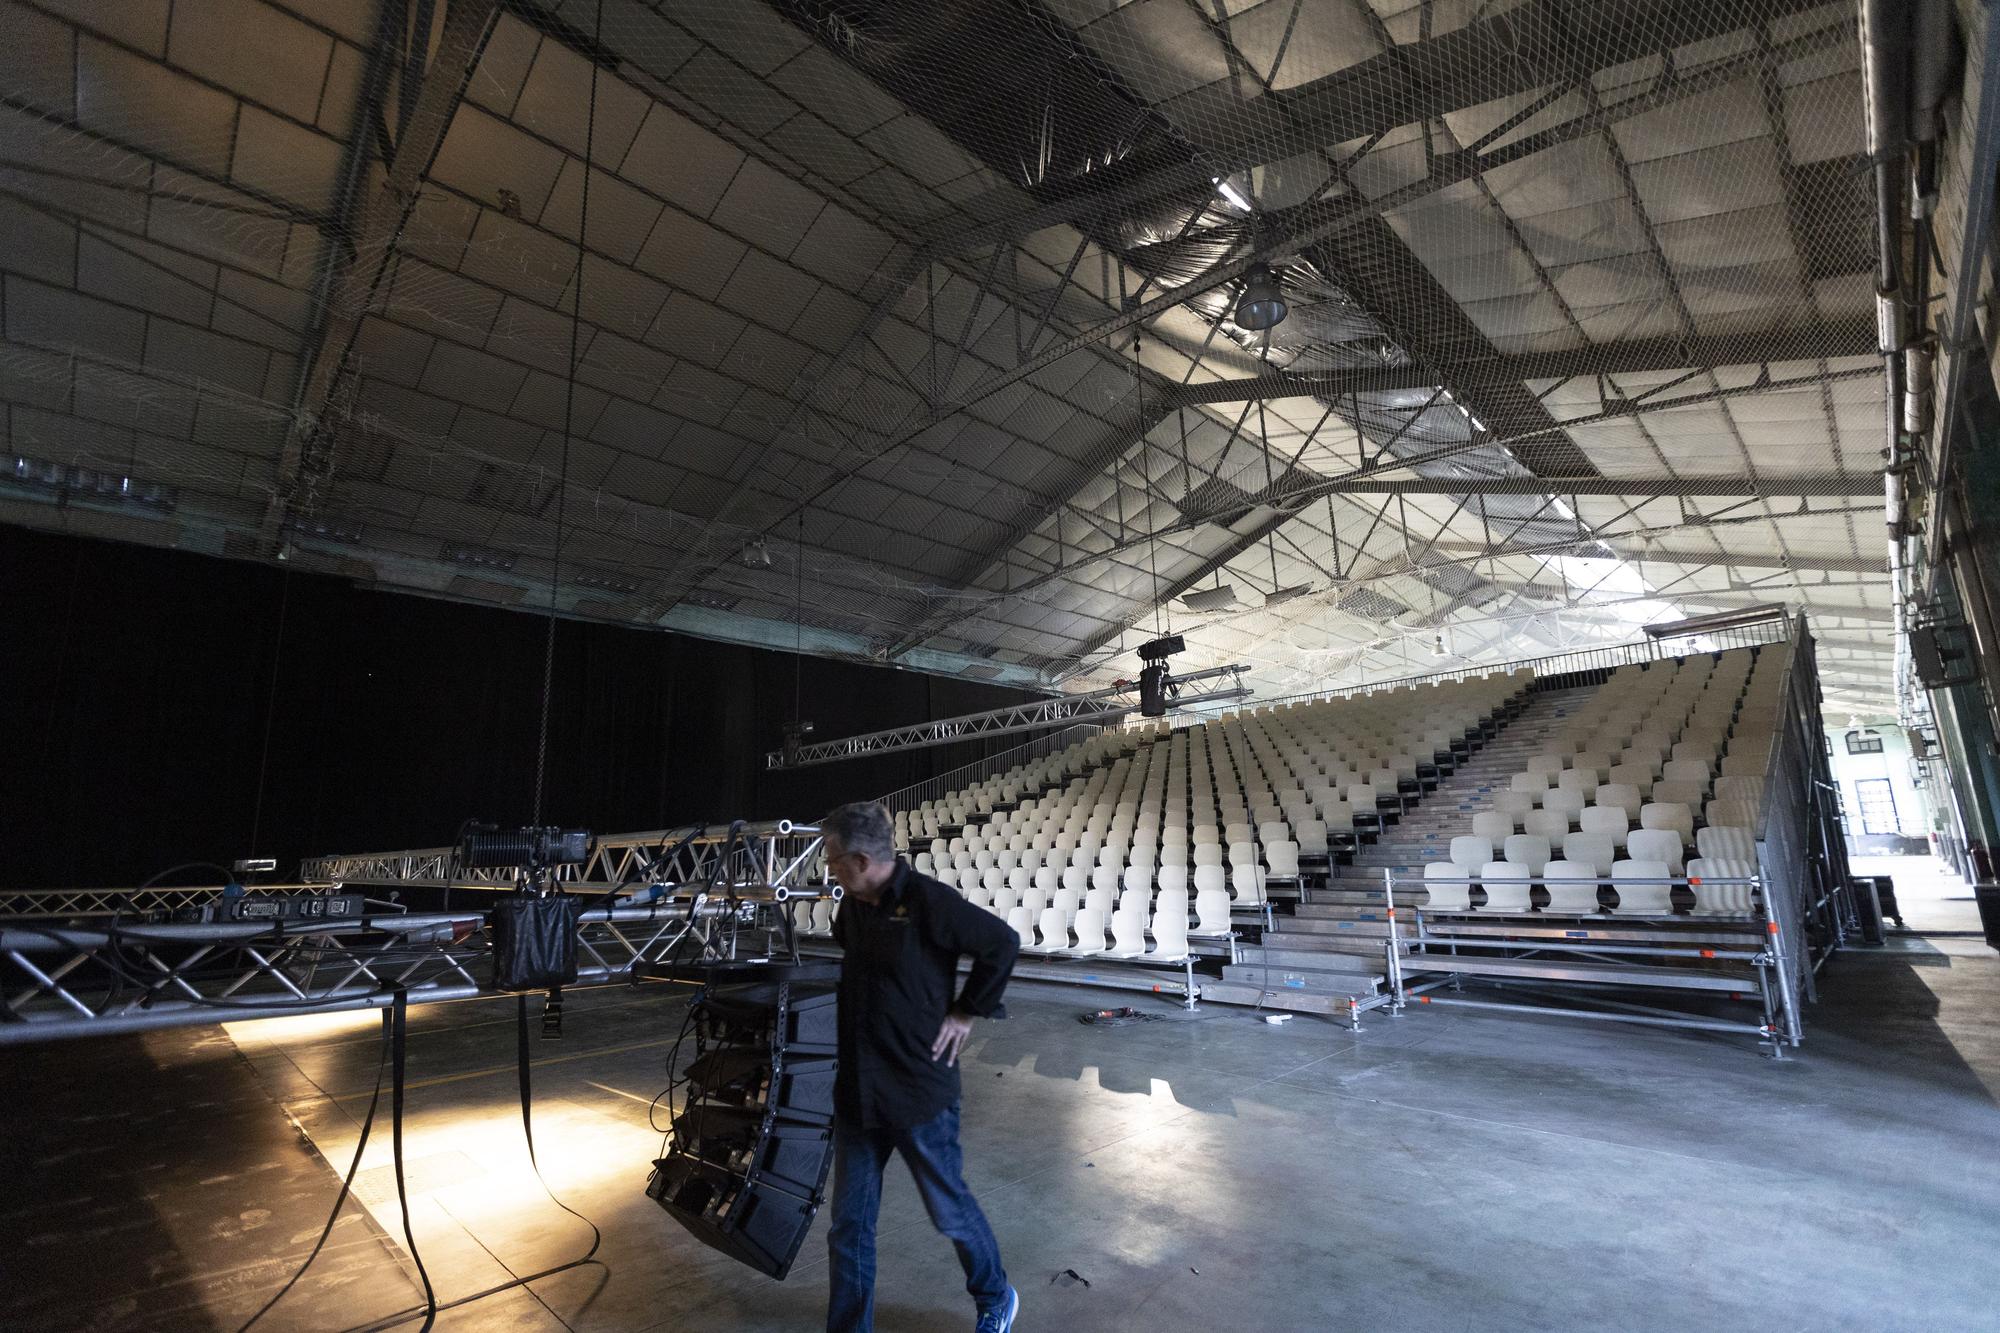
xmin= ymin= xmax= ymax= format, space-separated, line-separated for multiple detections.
xmin=1236 ymin=264 xmax=1289 ymax=331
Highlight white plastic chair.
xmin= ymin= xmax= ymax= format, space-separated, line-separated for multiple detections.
xmin=1627 ymin=827 xmax=1684 ymax=876
xmin=1031 ymin=906 xmax=1070 ymax=953
xmin=1596 ymin=782 xmax=1643 ymax=819
xmin=1503 ymin=834 xmax=1551 ymax=875
xmin=1640 ymin=802 xmax=1694 ymax=841
xmin=1562 ymin=832 xmax=1616 ymax=877
xmin=1006 ymin=906 xmax=1036 ymax=950
xmin=1686 ymin=857 xmax=1757 ymax=915
xmin=1579 ymin=804 xmax=1630 ymax=849
xmin=1106 ymin=904 xmax=1149 ymax=957
xmin=1609 ymin=860 xmax=1674 ymax=914
xmin=1523 ymin=808 xmax=1569 ymax=843
xmin=1471 ymin=811 xmax=1513 ymax=843
xmin=1265 ymin=840 xmax=1301 ymax=880
xmin=1449 ymin=836 xmax=1493 ymax=871
xmin=1539 ymin=860 xmax=1601 ymax=914
xmin=1230 ymin=864 xmax=1267 ymax=905
xmin=1191 ymin=887 xmax=1233 ymax=935
xmin=1067 ymin=908 xmax=1107 ymax=956
xmin=1148 ymin=905 xmax=1190 ymax=961
xmin=1696 ymin=825 xmax=1756 ymax=861
xmin=1478 ymin=861 xmax=1532 ymax=912
xmin=1423 ymin=861 xmax=1472 ymax=911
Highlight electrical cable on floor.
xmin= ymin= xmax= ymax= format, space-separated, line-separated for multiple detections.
xmin=387 ymin=989 xmax=437 ymax=1331
xmin=237 ymin=1007 xmax=391 ymax=1332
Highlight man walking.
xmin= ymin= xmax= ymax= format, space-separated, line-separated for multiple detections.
xmin=819 ymin=801 xmax=1021 ymax=1333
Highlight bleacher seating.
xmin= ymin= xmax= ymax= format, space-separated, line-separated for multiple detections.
xmin=882 ymin=669 xmax=1536 ymax=969
xmin=1415 ymin=645 xmax=1783 ymax=918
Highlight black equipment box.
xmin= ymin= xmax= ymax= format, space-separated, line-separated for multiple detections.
xmin=177 ymin=892 xmax=368 ymax=924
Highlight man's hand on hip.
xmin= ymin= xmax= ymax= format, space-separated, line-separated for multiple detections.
xmin=931 ymin=1010 xmax=975 ymax=1066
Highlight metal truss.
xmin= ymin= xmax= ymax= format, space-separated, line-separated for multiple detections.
xmin=764 ymin=664 xmax=1252 ymax=770
xmin=301 ymin=820 xmax=823 ymax=893
xmin=0 ymin=883 xmax=316 ymax=920
xmin=3 ymin=822 xmax=834 ymax=1045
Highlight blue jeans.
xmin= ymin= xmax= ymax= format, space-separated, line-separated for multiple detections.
xmin=825 ymin=1102 xmax=1008 ymax=1332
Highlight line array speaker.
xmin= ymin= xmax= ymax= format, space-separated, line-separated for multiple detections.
xmin=646 ymin=965 xmax=839 ymax=1279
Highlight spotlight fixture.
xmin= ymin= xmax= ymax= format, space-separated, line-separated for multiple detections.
xmin=739 ymin=540 xmax=773 ymax=570
xmin=1431 ymin=632 xmax=1448 ymax=657
xmin=1236 ymin=264 xmax=1288 ymax=331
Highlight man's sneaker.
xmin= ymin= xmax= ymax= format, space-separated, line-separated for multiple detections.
xmin=975 ymin=1286 xmax=1019 ymax=1332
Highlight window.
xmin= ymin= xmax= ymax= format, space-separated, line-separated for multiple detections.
xmin=1855 ymin=778 xmax=1899 ymax=835
xmin=1846 ymin=730 xmax=1884 ymax=755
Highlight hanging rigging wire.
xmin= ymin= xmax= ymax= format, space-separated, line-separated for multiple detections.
xmin=1136 ymin=331 xmax=1164 ymax=638
xmin=795 ymin=508 xmax=806 ymax=725
xmin=531 ymin=1 xmax=603 ymax=827
xmin=247 ymin=565 xmax=291 ymax=856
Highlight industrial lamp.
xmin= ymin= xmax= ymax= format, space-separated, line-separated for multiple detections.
xmin=1236 ymin=264 xmax=1288 ymax=331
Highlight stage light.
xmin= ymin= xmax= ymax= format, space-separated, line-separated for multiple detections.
xmin=1236 ymin=264 xmax=1288 ymax=331
xmin=1213 ymin=177 xmax=1252 ymax=212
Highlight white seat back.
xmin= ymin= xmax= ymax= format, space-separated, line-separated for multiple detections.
xmin=1562 ymin=831 xmax=1616 ymax=876
xmin=1696 ymin=825 xmax=1756 ymax=861
xmin=1639 ymin=802 xmax=1694 ymax=839
xmin=1523 ymin=808 xmax=1570 ymax=843
xmin=1007 ymin=906 xmax=1036 ymax=949
xmin=1539 ymin=860 xmax=1601 ymax=913
xmin=1687 ymin=857 xmax=1757 ymax=915
xmin=1503 ymin=834 xmax=1551 ymax=875
xmin=1596 ymin=783 xmax=1643 ymax=818
xmin=1149 ymin=903 xmax=1189 ymax=958
xmin=1477 ymin=861 xmax=1532 ymax=912
xmin=1069 ymin=908 xmax=1107 ymax=954
xmin=1108 ymin=903 xmax=1148 ymax=956
xmin=1578 ymin=805 xmax=1630 ymax=848
xmin=1192 ymin=887 xmax=1233 ymax=934
xmin=1627 ymin=827 xmax=1684 ymax=875
xmin=1423 ymin=861 xmax=1472 ymax=911
xmin=1471 ymin=811 xmax=1514 ymax=842
xmin=1449 ymin=835 xmax=1493 ymax=871
xmin=1609 ymin=859 xmax=1674 ymax=913
xmin=1036 ymin=906 xmax=1070 ymax=951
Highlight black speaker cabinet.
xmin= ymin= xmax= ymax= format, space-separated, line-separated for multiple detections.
xmin=647 ymin=969 xmax=838 ymax=1280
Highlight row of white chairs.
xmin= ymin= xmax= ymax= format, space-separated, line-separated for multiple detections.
xmin=1422 ymin=856 xmax=1756 ymax=916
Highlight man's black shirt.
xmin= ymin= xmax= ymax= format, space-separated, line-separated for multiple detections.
xmin=831 ymin=860 xmax=1019 ymax=1131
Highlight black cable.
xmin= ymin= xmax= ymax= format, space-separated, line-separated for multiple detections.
xmin=387 ymin=989 xmax=437 ymax=1332
xmin=238 ymin=1008 xmax=392 ymax=1332
xmin=248 ymin=565 xmax=292 ymax=858
xmin=531 ymin=0 xmax=602 ymax=826
xmin=515 ymin=994 xmax=604 ymax=1253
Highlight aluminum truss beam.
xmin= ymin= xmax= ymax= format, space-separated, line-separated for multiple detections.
xmin=3 ymin=823 xmax=833 ymax=1044
xmin=1162 ymin=323 xmax=1877 ymax=407
xmin=764 ymin=664 xmax=1251 ymax=769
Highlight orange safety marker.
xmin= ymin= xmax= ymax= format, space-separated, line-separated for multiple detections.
xmin=1767 ymin=921 xmax=1780 ymax=933
xmin=1700 ymin=949 xmax=1716 ymax=958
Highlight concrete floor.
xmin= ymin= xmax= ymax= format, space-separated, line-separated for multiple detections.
xmin=5 ymin=862 xmax=1998 ymax=1332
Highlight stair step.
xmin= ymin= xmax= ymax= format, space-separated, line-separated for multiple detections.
xmin=1198 ymin=981 xmax=1373 ymax=1015
xmin=1236 ymin=946 xmax=1382 ymax=973
xmin=1216 ymin=967 xmax=1381 ymax=998
xmin=1280 ymin=916 xmax=1393 ymax=937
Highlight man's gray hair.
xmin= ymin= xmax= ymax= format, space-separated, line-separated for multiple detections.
xmin=822 ymin=800 xmax=897 ymax=862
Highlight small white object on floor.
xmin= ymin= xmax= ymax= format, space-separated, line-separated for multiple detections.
xmin=1263 ymin=1013 xmax=1292 ymax=1025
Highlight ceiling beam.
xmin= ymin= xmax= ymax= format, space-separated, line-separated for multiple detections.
xmin=1331 ymin=476 xmax=1880 ymax=497
xmin=262 ymin=0 xmax=501 ymax=550
xmin=1164 ymin=322 xmax=1877 ymax=407
xmin=920 ymin=0 xmax=1838 ymax=256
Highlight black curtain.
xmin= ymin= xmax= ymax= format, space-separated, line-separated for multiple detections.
xmin=0 ymin=526 xmax=1047 ymax=888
